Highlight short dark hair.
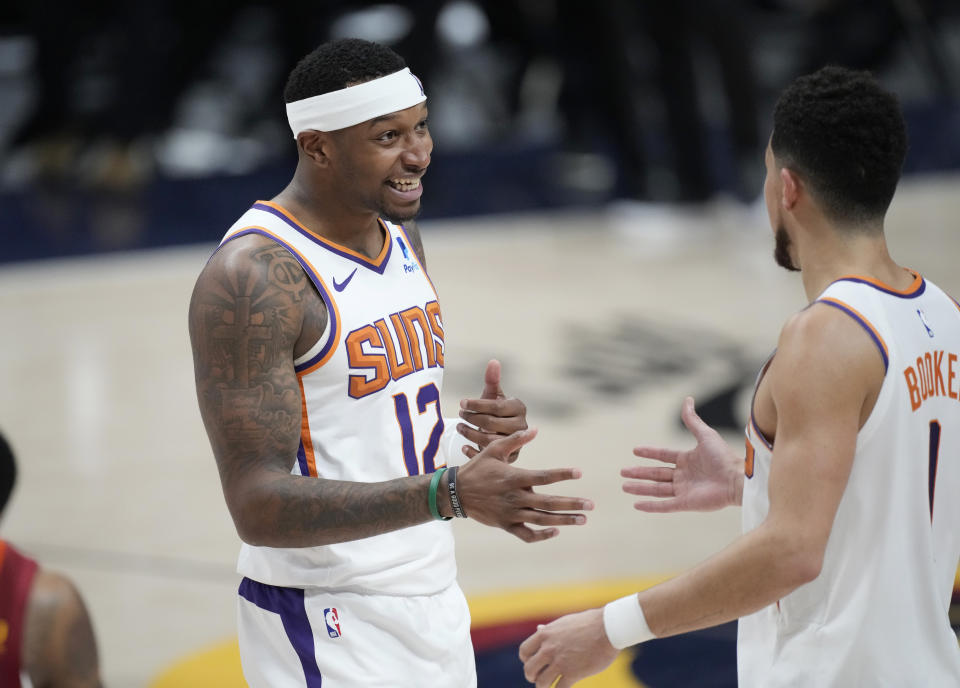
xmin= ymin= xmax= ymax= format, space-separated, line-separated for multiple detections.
xmin=771 ymin=66 xmax=907 ymax=226
xmin=0 ymin=431 xmax=15 ymax=516
xmin=284 ymin=38 xmax=407 ymax=103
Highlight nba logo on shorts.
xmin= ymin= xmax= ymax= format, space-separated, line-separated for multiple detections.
xmin=324 ymin=607 xmax=341 ymax=638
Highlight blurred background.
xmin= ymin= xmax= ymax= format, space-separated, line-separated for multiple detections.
xmin=0 ymin=1 xmax=958 ymax=686
xmin=1 ymin=0 xmax=959 ymax=259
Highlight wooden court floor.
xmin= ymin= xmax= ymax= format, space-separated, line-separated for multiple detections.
xmin=1 ymin=174 xmax=958 ymax=686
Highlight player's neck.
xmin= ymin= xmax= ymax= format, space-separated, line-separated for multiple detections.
xmin=798 ymin=227 xmax=910 ymax=301
xmin=273 ymin=180 xmax=385 ymax=258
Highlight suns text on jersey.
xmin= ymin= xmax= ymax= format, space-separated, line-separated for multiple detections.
xmin=903 ymin=350 xmax=960 ymax=411
xmin=345 ymin=300 xmax=444 ymax=398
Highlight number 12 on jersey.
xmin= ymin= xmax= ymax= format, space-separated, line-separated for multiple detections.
xmin=393 ymin=383 xmax=444 ymax=476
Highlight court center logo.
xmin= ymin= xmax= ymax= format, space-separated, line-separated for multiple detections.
xmin=324 ymin=607 xmax=341 ymax=638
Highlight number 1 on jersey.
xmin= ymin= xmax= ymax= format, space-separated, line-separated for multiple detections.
xmin=928 ymin=419 xmax=941 ymax=521
xmin=393 ymin=383 xmax=444 ymax=476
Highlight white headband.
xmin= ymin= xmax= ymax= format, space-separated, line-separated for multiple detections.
xmin=286 ymin=67 xmax=426 ymax=137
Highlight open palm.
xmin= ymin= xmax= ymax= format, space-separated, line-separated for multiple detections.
xmin=623 ymin=397 xmax=743 ymax=512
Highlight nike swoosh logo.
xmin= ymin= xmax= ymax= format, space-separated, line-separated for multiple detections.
xmin=333 ymin=268 xmax=357 ymax=292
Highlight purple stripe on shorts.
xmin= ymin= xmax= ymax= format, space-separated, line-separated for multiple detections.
xmin=239 ymin=577 xmax=323 ymax=687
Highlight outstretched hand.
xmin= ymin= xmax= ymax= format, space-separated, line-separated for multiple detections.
xmin=458 ymin=359 xmax=528 ymax=462
xmin=518 ymin=608 xmax=618 ymax=687
xmin=456 ymin=429 xmax=593 ymax=543
xmin=623 ymin=396 xmax=743 ymax=513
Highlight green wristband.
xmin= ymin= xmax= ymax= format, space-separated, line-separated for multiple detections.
xmin=428 ymin=467 xmax=452 ymax=521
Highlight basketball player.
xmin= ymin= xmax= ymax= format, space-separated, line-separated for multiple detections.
xmin=0 ymin=432 xmax=102 ymax=688
xmin=188 ymin=38 xmax=593 ymax=687
xmin=519 ymin=66 xmax=960 ymax=686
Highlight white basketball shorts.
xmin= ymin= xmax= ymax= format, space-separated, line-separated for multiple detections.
xmin=237 ymin=577 xmax=476 ymax=687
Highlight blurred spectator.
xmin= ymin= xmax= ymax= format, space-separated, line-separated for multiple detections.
xmin=0 ymin=432 xmax=103 ymax=688
xmin=640 ymin=0 xmax=761 ymax=202
xmin=798 ymin=0 xmax=958 ymax=100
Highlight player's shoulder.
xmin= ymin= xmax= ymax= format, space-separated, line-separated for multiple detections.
xmin=776 ymin=300 xmax=885 ymax=373
xmin=25 ymin=568 xmax=101 ymax=687
xmin=202 ymin=232 xmax=287 ymax=276
xmin=192 ymin=232 xmax=307 ymax=304
xmin=29 ymin=568 xmax=84 ymax=613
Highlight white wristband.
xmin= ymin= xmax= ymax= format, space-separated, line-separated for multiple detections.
xmin=602 ymin=594 xmax=655 ymax=649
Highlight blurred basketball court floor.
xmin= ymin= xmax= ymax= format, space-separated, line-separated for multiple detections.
xmin=1 ymin=175 xmax=959 ymax=686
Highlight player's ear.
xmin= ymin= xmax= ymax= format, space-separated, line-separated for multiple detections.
xmin=297 ymin=131 xmax=332 ymax=167
xmin=780 ymin=167 xmax=800 ymax=210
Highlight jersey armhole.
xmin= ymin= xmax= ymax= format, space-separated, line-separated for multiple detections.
xmin=220 ymin=228 xmax=341 ymax=373
xmin=814 ymin=297 xmax=892 ymax=447
xmin=816 ymin=297 xmax=889 ymax=372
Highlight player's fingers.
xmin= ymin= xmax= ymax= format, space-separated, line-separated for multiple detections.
xmin=633 ymin=499 xmax=683 ymax=513
xmin=521 ymin=646 xmax=549 ymax=683
xmin=509 ymin=523 xmax=558 ymax=543
xmin=481 ymin=359 xmax=504 ymax=400
xmin=523 ymin=467 xmax=582 ymax=487
xmin=622 ymin=480 xmax=675 ymax=497
xmin=462 ymin=445 xmax=480 ymax=459
xmin=523 ymin=493 xmax=594 ymax=513
xmin=557 ymin=676 xmax=576 ymax=688
xmin=456 ymin=423 xmax=498 ymax=447
xmin=536 ymin=666 xmax=562 ymax=688
xmin=519 ymin=509 xmax=587 ymax=527
xmin=621 ymin=466 xmax=674 ymax=482
xmin=484 ymin=428 xmax=538 ymax=460
xmin=518 ymin=629 xmax=542 ymax=662
xmin=631 ymin=447 xmax=679 ymax=464
xmin=680 ymin=396 xmax=713 ymax=441
xmin=460 ymin=397 xmax=526 ymax=418
xmin=458 ymin=411 xmax=526 ymax=435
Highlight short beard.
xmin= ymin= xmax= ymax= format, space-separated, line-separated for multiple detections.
xmin=774 ymin=225 xmax=800 ymax=272
xmin=380 ymin=204 xmax=422 ymax=225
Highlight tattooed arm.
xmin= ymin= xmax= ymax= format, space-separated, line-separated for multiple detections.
xmin=189 ymin=235 xmax=589 ymax=547
xmin=24 ymin=570 xmax=102 ymax=688
xmin=189 ymin=235 xmax=441 ymax=547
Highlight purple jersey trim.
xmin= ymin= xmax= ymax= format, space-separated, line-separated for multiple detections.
xmin=833 ymin=275 xmax=926 ymax=299
xmin=296 ymin=441 xmax=310 ymax=478
xmin=239 ymin=577 xmax=324 ymax=687
xmin=222 ymin=228 xmax=338 ymax=373
xmin=252 ymin=202 xmax=392 ymax=274
xmin=817 ymin=299 xmax=890 ymax=371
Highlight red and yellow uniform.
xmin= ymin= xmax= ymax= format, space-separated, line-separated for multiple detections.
xmin=0 ymin=540 xmax=38 ymax=688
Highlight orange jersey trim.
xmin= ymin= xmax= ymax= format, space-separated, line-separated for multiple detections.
xmin=833 ymin=269 xmax=924 ymax=296
xmin=817 ymin=297 xmax=890 ymax=369
xmin=255 ymin=200 xmax=391 ymax=269
xmin=297 ymin=377 xmax=319 ymax=478
xmin=221 ymin=225 xmax=343 ymax=374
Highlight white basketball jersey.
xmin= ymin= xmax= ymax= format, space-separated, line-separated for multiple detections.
xmin=739 ymin=272 xmax=960 ymax=687
xmin=219 ymin=201 xmax=456 ymax=595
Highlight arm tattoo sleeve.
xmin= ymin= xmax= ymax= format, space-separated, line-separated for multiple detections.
xmin=189 ymin=237 xmax=434 ymax=547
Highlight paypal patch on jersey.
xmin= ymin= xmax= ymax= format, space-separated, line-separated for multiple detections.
xmin=396 ymin=236 xmax=420 ymax=274
xmin=324 ymin=607 xmax=341 ymax=638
